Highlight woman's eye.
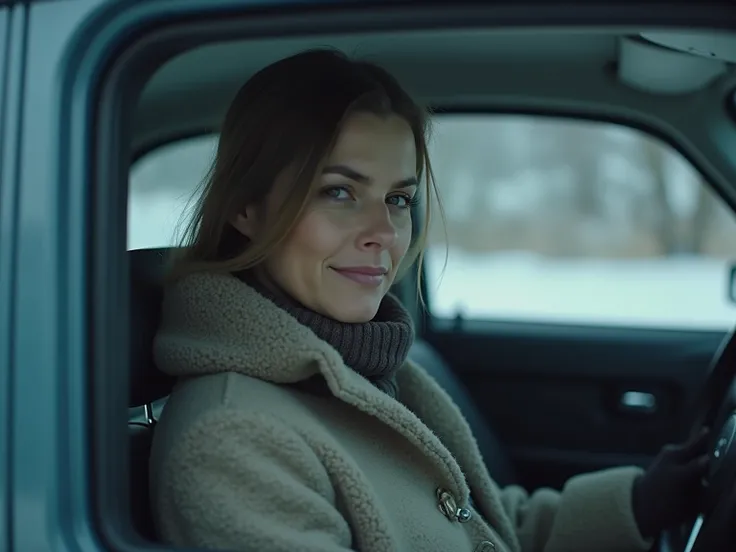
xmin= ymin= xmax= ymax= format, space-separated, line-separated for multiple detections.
xmin=387 ymin=194 xmax=414 ymax=209
xmin=321 ymin=186 xmax=351 ymax=200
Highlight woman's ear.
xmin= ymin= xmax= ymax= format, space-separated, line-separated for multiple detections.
xmin=230 ymin=205 xmax=259 ymax=238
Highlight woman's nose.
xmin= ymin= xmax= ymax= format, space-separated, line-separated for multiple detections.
xmin=356 ymin=205 xmax=398 ymax=250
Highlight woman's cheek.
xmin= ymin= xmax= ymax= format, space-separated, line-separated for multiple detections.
xmin=395 ymin=220 xmax=413 ymax=255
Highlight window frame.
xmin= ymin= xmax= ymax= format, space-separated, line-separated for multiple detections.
xmin=0 ymin=6 xmax=15 ymax=551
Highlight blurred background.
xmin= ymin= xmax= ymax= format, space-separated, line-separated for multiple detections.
xmin=128 ymin=115 xmax=736 ymax=330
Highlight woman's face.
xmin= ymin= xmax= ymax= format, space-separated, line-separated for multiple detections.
xmin=237 ymin=112 xmax=418 ymax=322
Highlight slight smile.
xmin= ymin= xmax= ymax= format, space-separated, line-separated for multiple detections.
xmin=330 ymin=266 xmax=388 ymax=287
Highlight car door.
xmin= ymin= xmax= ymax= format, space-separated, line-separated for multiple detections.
xmin=9 ymin=1 xmax=108 ymax=551
xmin=420 ymin=113 xmax=734 ymax=491
xmin=0 ymin=5 xmax=20 ymax=551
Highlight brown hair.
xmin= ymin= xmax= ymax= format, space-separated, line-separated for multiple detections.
xmin=172 ymin=48 xmax=442 ymax=294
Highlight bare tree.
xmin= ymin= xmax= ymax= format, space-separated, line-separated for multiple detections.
xmin=641 ymin=139 xmax=678 ymax=255
xmin=528 ymin=119 xmax=613 ymax=219
xmin=687 ymin=181 xmax=715 ymax=254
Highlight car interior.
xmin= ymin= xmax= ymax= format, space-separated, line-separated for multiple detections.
xmin=124 ymin=23 xmax=736 ymax=551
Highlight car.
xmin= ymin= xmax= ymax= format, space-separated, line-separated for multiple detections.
xmin=2 ymin=1 xmax=736 ymax=551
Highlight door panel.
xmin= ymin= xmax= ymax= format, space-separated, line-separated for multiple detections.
xmin=425 ymin=320 xmax=722 ymax=490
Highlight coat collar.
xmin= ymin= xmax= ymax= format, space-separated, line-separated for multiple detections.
xmin=154 ymin=271 xmax=519 ymax=551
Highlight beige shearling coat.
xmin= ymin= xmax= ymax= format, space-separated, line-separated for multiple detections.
xmin=149 ymin=271 xmax=653 ymax=552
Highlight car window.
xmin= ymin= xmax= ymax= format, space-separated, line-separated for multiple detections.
xmin=128 ymin=135 xmax=217 ymax=250
xmin=128 ymin=115 xmax=736 ymax=331
xmin=425 ymin=115 xmax=736 ymax=331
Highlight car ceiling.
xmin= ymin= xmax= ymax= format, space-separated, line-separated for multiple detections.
xmin=133 ymin=26 xmax=736 ymax=203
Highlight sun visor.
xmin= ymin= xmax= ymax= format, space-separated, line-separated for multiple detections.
xmin=618 ymin=35 xmax=727 ymax=94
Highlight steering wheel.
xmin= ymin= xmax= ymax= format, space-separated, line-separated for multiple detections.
xmin=662 ymin=329 xmax=736 ymax=552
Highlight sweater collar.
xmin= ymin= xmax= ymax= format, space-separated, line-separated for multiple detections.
xmin=234 ymin=270 xmax=414 ymax=398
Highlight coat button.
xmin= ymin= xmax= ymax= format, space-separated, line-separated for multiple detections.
xmin=456 ymin=507 xmax=472 ymax=523
xmin=436 ymin=488 xmax=458 ymax=521
xmin=474 ymin=541 xmax=496 ymax=552
xmin=436 ymin=488 xmax=473 ymax=523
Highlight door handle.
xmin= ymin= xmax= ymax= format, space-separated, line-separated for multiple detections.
xmin=618 ymin=391 xmax=658 ymax=414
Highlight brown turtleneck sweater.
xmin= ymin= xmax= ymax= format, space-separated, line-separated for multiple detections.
xmin=235 ymin=270 xmax=415 ymax=398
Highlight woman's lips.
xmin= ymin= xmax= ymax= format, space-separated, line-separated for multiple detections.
xmin=330 ymin=266 xmax=387 ymax=287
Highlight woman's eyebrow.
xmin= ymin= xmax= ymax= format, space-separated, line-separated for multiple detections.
xmin=322 ymin=165 xmax=418 ymax=189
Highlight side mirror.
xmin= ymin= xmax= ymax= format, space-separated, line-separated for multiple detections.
xmin=728 ymin=264 xmax=736 ymax=304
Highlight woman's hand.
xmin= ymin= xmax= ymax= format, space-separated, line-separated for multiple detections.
xmin=631 ymin=428 xmax=710 ymax=539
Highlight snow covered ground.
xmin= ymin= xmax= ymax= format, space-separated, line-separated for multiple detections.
xmin=424 ymin=248 xmax=736 ymax=331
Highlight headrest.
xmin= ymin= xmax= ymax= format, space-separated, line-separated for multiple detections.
xmin=129 ymin=247 xmax=176 ymax=408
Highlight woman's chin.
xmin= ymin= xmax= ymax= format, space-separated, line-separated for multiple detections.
xmin=325 ymin=299 xmax=382 ymax=323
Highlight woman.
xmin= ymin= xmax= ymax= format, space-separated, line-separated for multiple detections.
xmin=149 ymin=49 xmax=709 ymax=552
